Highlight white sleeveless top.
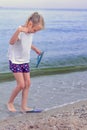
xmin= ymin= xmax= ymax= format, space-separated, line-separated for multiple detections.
xmin=8 ymin=32 xmax=33 ymax=64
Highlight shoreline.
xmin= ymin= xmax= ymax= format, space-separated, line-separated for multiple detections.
xmin=0 ymin=99 xmax=87 ymax=129
xmin=0 ymin=71 xmax=87 ymax=129
xmin=1 ymin=70 xmax=87 ymax=129
xmin=1 ymin=65 xmax=87 ymax=82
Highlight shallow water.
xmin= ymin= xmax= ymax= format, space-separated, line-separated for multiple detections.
xmin=0 ymin=71 xmax=87 ymax=120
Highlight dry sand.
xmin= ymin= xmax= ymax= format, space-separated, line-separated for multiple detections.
xmin=0 ymin=100 xmax=87 ymax=130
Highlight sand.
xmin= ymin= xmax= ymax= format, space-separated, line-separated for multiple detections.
xmin=0 ymin=100 xmax=87 ymax=130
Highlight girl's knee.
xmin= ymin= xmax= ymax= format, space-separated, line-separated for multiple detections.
xmin=18 ymin=80 xmax=31 ymax=89
xmin=18 ymin=82 xmax=25 ymax=89
xmin=25 ymin=80 xmax=31 ymax=88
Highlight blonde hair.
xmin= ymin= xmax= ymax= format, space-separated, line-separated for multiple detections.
xmin=26 ymin=12 xmax=45 ymax=28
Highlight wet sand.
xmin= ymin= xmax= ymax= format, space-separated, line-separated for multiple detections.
xmin=0 ymin=100 xmax=87 ymax=130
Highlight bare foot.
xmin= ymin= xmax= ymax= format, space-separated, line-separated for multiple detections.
xmin=7 ymin=103 xmax=16 ymax=112
xmin=21 ymin=107 xmax=33 ymax=112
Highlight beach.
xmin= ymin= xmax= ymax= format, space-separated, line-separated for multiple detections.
xmin=0 ymin=8 xmax=87 ymax=129
xmin=0 ymin=100 xmax=87 ymax=130
xmin=0 ymin=71 xmax=87 ymax=129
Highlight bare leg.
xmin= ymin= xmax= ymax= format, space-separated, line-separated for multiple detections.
xmin=7 ymin=73 xmax=24 ymax=112
xmin=21 ymin=72 xmax=31 ymax=111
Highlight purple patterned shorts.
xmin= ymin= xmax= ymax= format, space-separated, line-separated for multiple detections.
xmin=9 ymin=60 xmax=30 ymax=73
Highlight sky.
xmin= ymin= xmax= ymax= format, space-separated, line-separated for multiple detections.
xmin=0 ymin=0 xmax=87 ymax=9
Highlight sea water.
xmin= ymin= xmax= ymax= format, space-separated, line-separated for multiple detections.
xmin=0 ymin=8 xmax=87 ymax=72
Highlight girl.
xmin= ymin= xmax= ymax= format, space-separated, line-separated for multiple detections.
xmin=7 ymin=12 xmax=45 ymax=112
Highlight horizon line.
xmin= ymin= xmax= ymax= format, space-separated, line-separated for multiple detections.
xmin=0 ymin=6 xmax=87 ymax=10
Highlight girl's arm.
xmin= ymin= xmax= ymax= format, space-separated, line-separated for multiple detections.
xmin=9 ymin=27 xmax=21 ymax=45
xmin=31 ymin=44 xmax=41 ymax=55
xmin=9 ymin=26 xmax=29 ymax=45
